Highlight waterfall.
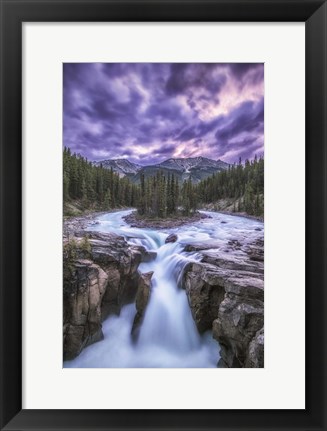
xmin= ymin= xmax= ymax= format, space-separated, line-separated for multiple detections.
xmin=137 ymin=242 xmax=202 ymax=354
xmin=64 ymin=209 xmax=263 ymax=368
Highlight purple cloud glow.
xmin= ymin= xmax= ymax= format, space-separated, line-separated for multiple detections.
xmin=63 ymin=63 xmax=264 ymax=164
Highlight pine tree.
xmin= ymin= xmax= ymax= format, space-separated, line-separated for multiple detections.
xmin=63 ymin=171 xmax=70 ymax=201
xmin=103 ymin=189 xmax=112 ymax=209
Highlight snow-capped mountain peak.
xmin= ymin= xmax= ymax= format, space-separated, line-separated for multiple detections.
xmin=93 ymin=156 xmax=229 ymax=183
xmin=158 ymin=156 xmax=228 ymax=172
xmin=93 ymin=159 xmax=142 ymax=176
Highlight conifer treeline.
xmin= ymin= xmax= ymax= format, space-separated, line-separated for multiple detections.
xmin=138 ymin=172 xmax=198 ymax=218
xmin=63 ymin=148 xmax=264 ymax=217
xmin=137 ymin=157 xmax=264 ymax=217
xmin=63 ymin=147 xmax=140 ymax=210
xmin=197 ymin=156 xmax=264 ymax=216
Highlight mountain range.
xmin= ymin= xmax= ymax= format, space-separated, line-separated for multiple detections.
xmin=93 ymin=156 xmax=229 ymax=183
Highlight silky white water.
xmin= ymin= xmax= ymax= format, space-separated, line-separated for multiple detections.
xmin=64 ymin=210 xmax=263 ymax=368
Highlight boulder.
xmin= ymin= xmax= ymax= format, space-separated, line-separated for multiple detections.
xmin=165 ymin=233 xmax=178 ymax=243
xmin=183 ymin=240 xmax=222 ymax=252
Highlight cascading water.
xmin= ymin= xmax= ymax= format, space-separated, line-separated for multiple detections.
xmin=64 ymin=209 xmax=263 ymax=368
xmin=137 ymin=242 xmax=202 ymax=355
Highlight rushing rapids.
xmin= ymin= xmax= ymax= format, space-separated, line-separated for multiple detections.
xmin=64 ymin=209 xmax=263 ymax=368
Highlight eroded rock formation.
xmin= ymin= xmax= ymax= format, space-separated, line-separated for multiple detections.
xmin=63 ymin=231 xmax=149 ymax=360
xmin=182 ymin=238 xmax=264 ymax=368
xmin=131 ymin=271 xmax=153 ymax=340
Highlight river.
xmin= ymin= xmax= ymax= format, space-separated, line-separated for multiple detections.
xmin=64 ymin=209 xmax=263 ymax=368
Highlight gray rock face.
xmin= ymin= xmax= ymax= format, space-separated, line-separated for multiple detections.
xmin=183 ymin=262 xmax=225 ymax=333
xmin=63 ymin=259 xmax=108 ymax=360
xmin=182 ymin=237 xmax=264 ymax=368
xmin=63 ymin=231 xmax=144 ymax=360
xmin=129 ymin=244 xmax=157 ymax=263
xmin=213 ymin=293 xmax=264 ymax=368
xmin=131 ymin=271 xmax=153 ymax=340
xmin=85 ymin=233 xmax=142 ymax=317
xmin=245 ymin=327 xmax=264 ymax=367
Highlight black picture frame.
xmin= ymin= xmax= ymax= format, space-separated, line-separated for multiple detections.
xmin=0 ymin=0 xmax=326 ymax=430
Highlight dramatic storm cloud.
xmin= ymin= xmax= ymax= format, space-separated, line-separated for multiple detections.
xmin=63 ymin=63 xmax=264 ymax=164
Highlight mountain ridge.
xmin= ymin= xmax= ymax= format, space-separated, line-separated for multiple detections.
xmin=93 ymin=156 xmax=229 ymax=183
xmin=93 ymin=159 xmax=142 ymax=176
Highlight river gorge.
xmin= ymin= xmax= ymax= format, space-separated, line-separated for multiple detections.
xmin=63 ymin=210 xmax=264 ymax=368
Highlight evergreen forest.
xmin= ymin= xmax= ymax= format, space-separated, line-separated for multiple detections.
xmin=63 ymin=148 xmax=264 ymax=218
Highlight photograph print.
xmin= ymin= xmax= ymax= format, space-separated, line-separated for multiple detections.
xmin=63 ymin=63 xmax=264 ymax=368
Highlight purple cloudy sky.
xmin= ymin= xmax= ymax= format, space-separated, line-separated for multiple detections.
xmin=63 ymin=63 xmax=264 ymax=165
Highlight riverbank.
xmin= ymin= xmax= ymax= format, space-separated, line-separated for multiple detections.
xmin=205 ymin=209 xmax=264 ymax=222
xmin=63 ymin=211 xmax=105 ymax=237
xmin=123 ymin=211 xmax=211 ymax=229
xmin=201 ymin=197 xmax=264 ymax=222
xmin=63 ymin=209 xmax=132 ymax=237
xmin=63 ymin=207 xmax=263 ymax=238
xmin=64 ymin=200 xmax=133 ymax=218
